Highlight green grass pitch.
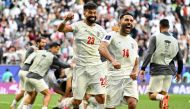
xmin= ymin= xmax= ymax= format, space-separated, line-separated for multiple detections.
xmin=0 ymin=94 xmax=189 ymax=109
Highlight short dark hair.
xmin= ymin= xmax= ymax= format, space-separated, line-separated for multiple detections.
xmin=119 ymin=12 xmax=134 ymax=20
xmin=160 ymin=19 xmax=169 ymax=28
xmin=83 ymin=2 xmax=97 ymax=10
xmin=35 ymin=37 xmax=45 ymax=43
xmin=49 ymin=42 xmax=60 ymax=48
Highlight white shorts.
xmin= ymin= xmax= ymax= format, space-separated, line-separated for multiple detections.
xmin=25 ymin=78 xmax=48 ymax=92
xmin=64 ymin=68 xmax=73 ymax=79
xmin=106 ymin=77 xmax=139 ymax=108
xmin=146 ymin=75 xmax=173 ymax=93
xmin=72 ymin=64 xmax=106 ymax=100
xmin=18 ymin=70 xmax=29 ymax=90
xmin=44 ymin=70 xmax=59 ymax=89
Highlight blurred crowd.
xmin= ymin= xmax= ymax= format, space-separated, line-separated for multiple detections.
xmin=0 ymin=0 xmax=190 ymax=66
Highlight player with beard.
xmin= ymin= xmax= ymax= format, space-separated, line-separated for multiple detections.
xmin=139 ymin=19 xmax=183 ymax=109
xmin=57 ymin=2 xmax=107 ymax=109
xmin=99 ymin=13 xmax=139 ymax=109
xmin=10 ymin=37 xmax=47 ymax=109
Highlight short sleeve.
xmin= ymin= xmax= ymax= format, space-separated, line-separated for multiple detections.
xmin=102 ymin=32 xmax=115 ymax=44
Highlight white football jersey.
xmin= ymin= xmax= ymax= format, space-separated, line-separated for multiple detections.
xmin=71 ymin=21 xmax=107 ymax=66
xmin=102 ymin=31 xmax=139 ymax=77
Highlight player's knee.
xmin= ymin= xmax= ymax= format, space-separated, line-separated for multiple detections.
xmin=148 ymin=94 xmax=156 ymax=100
xmin=41 ymin=89 xmax=51 ymax=96
xmin=128 ymin=100 xmax=137 ymax=108
xmin=95 ymin=94 xmax=105 ymax=104
xmin=126 ymin=97 xmax=137 ymax=108
xmin=159 ymin=91 xmax=167 ymax=95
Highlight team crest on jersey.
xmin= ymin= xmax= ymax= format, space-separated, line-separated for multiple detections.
xmin=105 ymin=35 xmax=111 ymax=40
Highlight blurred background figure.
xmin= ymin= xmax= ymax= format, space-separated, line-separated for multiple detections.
xmin=2 ymin=68 xmax=15 ymax=83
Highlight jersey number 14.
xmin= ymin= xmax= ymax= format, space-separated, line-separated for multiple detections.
xmin=122 ymin=49 xmax=129 ymax=57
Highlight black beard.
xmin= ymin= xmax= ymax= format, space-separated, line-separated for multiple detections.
xmin=122 ymin=24 xmax=132 ymax=32
xmin=86 ymin=16 xmax=96 ymax=24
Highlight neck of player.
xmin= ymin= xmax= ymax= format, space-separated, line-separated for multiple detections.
xmin=84 ymin=19 xmax=94 ymax=26
xmin=119 ymin=29 xmax=129 ymax=36
xmin=160 ymin=28 xmax=168 ymax=33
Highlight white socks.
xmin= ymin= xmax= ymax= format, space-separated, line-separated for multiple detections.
xmin=156 ymin=94 xmax=164 ymax=100
xmin=42 ymin=107 xmax=48 ymax=109
xmin=17 ymin=99 xmax=24 ymax=109
xmin=22 ymin=105 xmax=28 ymax=109
xmin=58 ymin=97 xmax=74 ymax=108
xmin=88 ymin=97 xmax=98 ymax=105
xmin=11 ymin=99 xmax=17 ymax=107
xmin=28 ymin=104 xmax=33 ymax=109
xmin=18 ymin=92 xmax=29 ymax=109
xmin=97 ymin=104 xmax=104 ymax=109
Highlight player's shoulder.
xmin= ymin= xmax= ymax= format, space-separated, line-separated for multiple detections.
xmin=95 ymin=23 xmax=105 ymax=30
xmin=107 ymin=31 xmax=117 ymax=36
xmin=72 ymin=20 xmax=84 ymax=26
xmin=39 ymin=50 xmax=54 ymax=57
xmin=128 ymin=35 xmax=138 ymax=44
xmin=128 ymin=34 xmax=136 ymax=41
xmin=104 ymin=31 xmax=117 ymax=39
xmin=36 ymin=50 xmax=46 ymax=53
xmin=30 ymin=45 xmax=38 ymax=50
xmin=153 ymin=32 xmax=161 ymax=37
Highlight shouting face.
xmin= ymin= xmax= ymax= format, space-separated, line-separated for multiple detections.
xmin=38 ymin=38 xmax=47 ymax=50
xmin=84 ymin=9 xmax=97 ymax=24
xmin=120 ymin=15 xmax=134 ymax=35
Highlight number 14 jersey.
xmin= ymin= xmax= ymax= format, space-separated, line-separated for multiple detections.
xmin=102 ymin=31 xmax=139 ymax=78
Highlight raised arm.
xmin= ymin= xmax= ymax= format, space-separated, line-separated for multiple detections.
xmin=57 ymin=13 xmax=74 ymax=33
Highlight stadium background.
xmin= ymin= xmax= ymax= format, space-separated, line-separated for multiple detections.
xmin=0 ymin=0 xmax=190 ymax=109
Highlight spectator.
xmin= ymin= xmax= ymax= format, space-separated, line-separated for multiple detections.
xmin=2 ymin=68 xmax=14 ymax=83
xmin=3 ymin=46 xmax=22 ymax=65
xmin=182 ymin=71 xmax=190 ymax=83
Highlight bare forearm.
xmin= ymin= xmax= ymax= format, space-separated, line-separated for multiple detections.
xmin=133 ymin=58 xmax=139 ymax=73
xmin=57 ymin=20 xmax=68 ymax=32
xmin=99 ymin=45 xmax=114 ymax=62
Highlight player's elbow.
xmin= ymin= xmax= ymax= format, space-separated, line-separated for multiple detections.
xmin=98 ymin=46 xmax=104 ymax=55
